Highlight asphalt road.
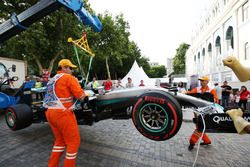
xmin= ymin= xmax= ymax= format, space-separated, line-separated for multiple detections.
xmin=0 ymin=113 xmax=250 ymax=167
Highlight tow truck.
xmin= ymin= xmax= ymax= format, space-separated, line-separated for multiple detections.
xmin=1 ymin=0 xmax=250 ymax=142
xmin=0 ymin=0 xmax=102 ymax=112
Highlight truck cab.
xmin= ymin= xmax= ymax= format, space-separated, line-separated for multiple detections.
xmin=0 ymin=62 xmax=18 ymax=109
xmin=0 ymin=62 xmax=12 ymax=92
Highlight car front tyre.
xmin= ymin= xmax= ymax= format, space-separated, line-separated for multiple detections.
xmin=132 ymin=92 xmax=182 ymax=141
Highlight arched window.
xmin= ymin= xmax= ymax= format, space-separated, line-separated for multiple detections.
xmin=202 ymin=48 xmax=205 ymax=56
xmin=198 ymin=52 xmax=200 ymax=60
xmin=194 ymin=55 xmax=196 ymax=62
xmin=243 ymin=2 xmax=249 ymax=22
xmin=208 ymin=43 xmax=212 ymax=52
xmin=245 ymin=42 xmax=249 ymax=60
xmin=215 ymin=36 xmax=221 ymax=54
xmin=226 ymin=26 xmax=234 ymax=49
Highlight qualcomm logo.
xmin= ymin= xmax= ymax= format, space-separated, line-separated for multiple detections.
xmin=213 ymin=116 xmax=250 ymax=124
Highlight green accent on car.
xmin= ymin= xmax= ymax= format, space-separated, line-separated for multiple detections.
xmin=96 ymin=98 xmax=131 ymax=106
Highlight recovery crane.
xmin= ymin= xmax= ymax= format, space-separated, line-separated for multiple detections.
xmin=0 ymin=0 xmax=102 ymax=43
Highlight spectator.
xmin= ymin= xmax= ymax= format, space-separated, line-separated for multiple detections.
xmin=115 ymin=78 xmax=125 ymax=90
xmin=229 ymin=92 xmax=235 ymax=107
xmin=103 ymin=77 xmax=113 ymax=91
xmin=91 ymin=76 xmax=99 ymax=90
xmin=177 ymin=81 xmax=186 ymax=94
xmin=35 ymin=78 xmax=44 ymax=100
xmin=126 ymin=77 xmax=134 ymax=88
xmin=139 ymin=80 xmax=145 ymax=87
xmin=234 ymin=90 xmax=240 ymax=106
xmin=42 ymin=69 xmax=50 ymax=86
xmin=214 ymin=83 xmax=222 ymax=105
xmin=238 ymin=86 xmax=250 ymax=110
xmin=22 ymin=76 xmax=35 ymax=105
xmin=221 ymin=81 xmax=232 ymax=107
xmin=23 ymin=76 xmax=35 ymax=90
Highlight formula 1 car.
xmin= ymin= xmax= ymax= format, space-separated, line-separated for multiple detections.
xmin=6 ymin=85 xmax=250 ymax=141
xmin=5 ymin=87 xmax=183 ymax=141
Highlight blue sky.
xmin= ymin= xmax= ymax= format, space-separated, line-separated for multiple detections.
xmin=90 ymin=0 xmax=210 ymax=65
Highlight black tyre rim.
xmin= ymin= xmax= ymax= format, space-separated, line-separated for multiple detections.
xmin=139 ymin=103 xmax=169 ymax=133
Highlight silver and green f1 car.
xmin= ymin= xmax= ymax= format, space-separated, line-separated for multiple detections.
xmin=5 ymin=86 xmax=250 ymax=141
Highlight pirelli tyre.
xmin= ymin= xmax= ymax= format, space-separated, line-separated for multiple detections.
xmin=132 ymin=92 xmax=182 ymax=141
xmin=5 ymin=104 xmax=33 ymax=131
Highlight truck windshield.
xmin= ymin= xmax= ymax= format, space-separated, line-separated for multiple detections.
xmin=0 ymin=63 xmax=9 ymax=82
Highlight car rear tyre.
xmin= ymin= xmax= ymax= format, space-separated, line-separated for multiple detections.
xmin=132 ymin=92 xmax=182 ymax=141
xmin=5 ymin=104 xmax=33 ymax=131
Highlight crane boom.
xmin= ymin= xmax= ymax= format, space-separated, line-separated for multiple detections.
xmin=0 ymin=0 xmax=102 ymax=43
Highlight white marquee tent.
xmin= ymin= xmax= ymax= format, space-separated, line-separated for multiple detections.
xmin=121 ymin=61 xmax=155 ymax=87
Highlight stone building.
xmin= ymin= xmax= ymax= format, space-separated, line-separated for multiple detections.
xmin=185 ymin=0 xmax=250 ymax=89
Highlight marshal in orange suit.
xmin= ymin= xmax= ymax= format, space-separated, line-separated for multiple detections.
xmin=43 ymin=59 xmax=87 ymax=167
xmin=186 ymin=76 xmax=218 ymax=151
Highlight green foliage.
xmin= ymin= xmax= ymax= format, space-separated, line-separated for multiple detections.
xmin=0 ymin=1 xmax=151 ymax=79
xmin=0 ymin=1 xmax=83 ymax=75
xmin=173 ymin=43 xmax=190 ymax=74
xmin=148 ymin=65 xmax=166 ymax=78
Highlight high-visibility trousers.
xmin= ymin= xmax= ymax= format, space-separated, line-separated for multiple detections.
xmin=46 ymin=109 xmax=80 ymax=167
xmin=189 ymin=129 xmax=211 ymax=145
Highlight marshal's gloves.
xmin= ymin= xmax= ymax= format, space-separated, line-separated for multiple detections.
xmin=226 ymin=108 xmax=250 ymax=134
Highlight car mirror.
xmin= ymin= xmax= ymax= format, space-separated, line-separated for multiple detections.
xmin=12 ymin=65 xmax=16 ymax=72
xmin=11 ymin=76 xmax=18 ymax=81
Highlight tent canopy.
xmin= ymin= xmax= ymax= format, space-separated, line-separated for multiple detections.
xmin=121 ymin=61 xmax=155 ymax=87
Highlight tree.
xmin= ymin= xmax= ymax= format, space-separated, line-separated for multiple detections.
xmin=89 ymin=13 xmax=131 ymax=79
xmin=148 ymin=65 xmax=166 ymax=78
xmin=173 ymin=43 xmax=190 ymax=74
xmin=0 ymin=1 xmax=150 ymax=80
xmin=87 ymin=12 xmax=149 ymax=80
xmin=0 ymin=1 xmax=83 ymax=75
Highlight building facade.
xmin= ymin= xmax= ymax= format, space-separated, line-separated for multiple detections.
xmin=149 ymin=62 xmax=160 ymax=67
xmin=186 ymin=0 xmax=250 ymax=89
xmin=166 ymin=58 xmax=173 ymax=76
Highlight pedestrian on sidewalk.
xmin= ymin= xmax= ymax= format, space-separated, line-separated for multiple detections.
xmin=221 ymin=81 xmax=232 ymax=107
xmin=238 ymin=86 xmax=250 ymax=110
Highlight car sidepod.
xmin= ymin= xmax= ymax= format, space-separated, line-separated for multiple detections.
xmin=0 ymin=92 xmax=16 ymax=109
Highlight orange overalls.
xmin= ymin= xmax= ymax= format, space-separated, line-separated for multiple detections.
xmin=187 ymin=86 xmax=218 ymax=146
xmin=44 ymin=71 xmax=85 ymax=167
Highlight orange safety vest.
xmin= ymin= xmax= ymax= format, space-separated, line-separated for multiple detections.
xmin=43 ymin=71 xmax=85 ymax=110
xmin=187 ymin=86 xmax=219 ymax=103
